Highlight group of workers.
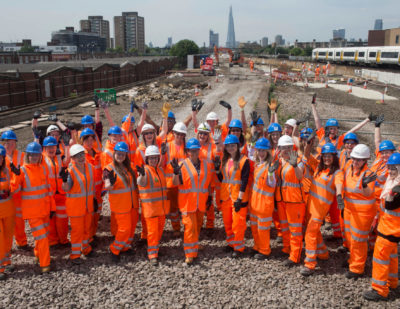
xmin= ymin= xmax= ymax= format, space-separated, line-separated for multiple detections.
xmin=0 ymin=93 xmax=399 ymax=302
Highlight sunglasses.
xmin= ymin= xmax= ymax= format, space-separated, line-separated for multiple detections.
xmin=143 ymin=132 xmax=154 ymax=136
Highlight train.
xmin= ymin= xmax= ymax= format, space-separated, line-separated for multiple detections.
xmin=312 ymin=46 xmax=400 ymax=66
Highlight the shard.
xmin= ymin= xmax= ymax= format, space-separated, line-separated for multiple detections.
xmin=226 ymin=6 xmax=236 ymax=48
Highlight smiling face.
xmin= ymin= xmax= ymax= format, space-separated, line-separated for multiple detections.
xmin=279 ymin=145 xmax=292 ymax=160
xmin=173 ymin=131 xmax=185 ymax=145
xmin=257 ymin=149 xmax=268 ymax=161
xmin=381 ymin=150 xmax=394 ymax=162
xmin=72 ymin=152 xmax=85 ymax=166
xmin=109 ymin=134 xmax=122 ymax=145
xmin=230 ymin=128 xmax=242 ymax=139
xmin=2 ymin=140 xmax=16 ymax=153
xmin=142 ymin=130 xmax=155 ymax=145
xmin=83 ymin=136 xmax=95 ymax=150
xmin=326 ymin=126 xmax=338 ymax=139
xmin=322 ymin=153 xmax=333 ymax=167
xmin=49 ymin=130 xmax=61 ymax=142
xmin=225 ymin=143 xmax=238 ymax=156
xmin=284 ymin=125 xmax=293 ymax=136
xmin=44 ymin=145 xmax=57 ymax=157
xmin=114 ymin=151 xmax=126 ymax=164
xmin=197 ymin=131 xmax=209 ymax=145
xmin=27 ymin=153 xmax=41 ymax=164
xmin=344 ymin=140 xmax=357 ymax=152
xmin=187 ymin=149 xmax=200 ymax=162
xmin=352 ymin=158 xmax=367 ymax=172
xmin=147 ymin=155 xmax=159 ymax=167
xmin=270 ymin=132 xmax=281 ymax=145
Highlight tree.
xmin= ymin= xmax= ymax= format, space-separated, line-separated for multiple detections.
xmin=290 ymin=47 xmax=304 ymax=56
xmin=304 ymin=46 xmax=313 ymax=57
xmin=19 ymin=44 xmax=34 ymax=53
xmin=170 ymin=39 xmax=199 ymax=60
xmin=129 ymin=48 xmax=138 ymax=54
xmin=115 ymin=46 xmax=124 ymax=53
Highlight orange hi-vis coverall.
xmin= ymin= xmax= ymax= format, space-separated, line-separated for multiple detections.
xmin=84 ymin=148 xmax=103 ymax=239
xmin=43 ymin=153 xmax=68 ymax=246
xmin=342 ymin=165 xmax=376 ymax=274
xmin=77 ymin=129 xmax=102 ymax=153
xmin=0 ymin=166 xmax=15 ymax=273
xmin=178 ymin=158 xmax=213 ymax=258
xmin=65 ymin=163 xmax=95 ymax=260
xmin=304 ymin=168 xmax=342 ymax=270
xmin=106 ymin=163 xmax=139 ymax=256
xmin=370 ymin=198 xmax=400 ymax=297
xmin=139 ymin=165 xmax=169 ymax=259
xmin=18 ymin=164 xmax=53 ymax=268
xmin=276 ymin=159 xmax=306 ymax=263
xmin=121 ymin=119 xmax=139 ymax=162
xmin=5 ymin=150 xmax=26 ymax=247
xmin=164 ymin=141 xmax=186 ymax=232
xmin=220 ymin=156 xmax=251 ymax=252
xmin=250 ymin=162 xmax=276 ymax=256
xmin=316 ymin=128 xmax=345 ymax=156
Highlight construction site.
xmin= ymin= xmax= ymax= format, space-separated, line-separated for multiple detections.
xmin=1 ymin=52 xmax=400 ymax=308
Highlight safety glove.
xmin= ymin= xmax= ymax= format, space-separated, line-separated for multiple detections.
xmin=196 ymin=100 xmax=205 ymax=112
xmin=219 ymin=100 xmax=232 ymax=110
xmin=337 ymin=194 xmax=345 ymax=210
xmin=307 ymin=130 xmax=316 ymax=144
xmin=275 ymin=103 xmax=282 ymax=113
xmin=268 ymin=98 xmax=277 ymax=111
xmin=250 ymin=111 xmax=260 ymax=127
xmin=33 ymin=110 xmax=42 ymax=119
xmin=311 ymin=93 xmax=317 ymax=105
xmin=362 ymin=172 xmax=377 ymax=188
xmin=171 ymin=158 xmax=182 ymax=175
xmin=94 ymin=95 xmax=99 ymax=108
xmin=206 ymin=195 xmax=213 ymax=210
xmin=59 ymin=167 xmax=69 ymax=183
xmin=10 ymin=162 xmax=21 ymax=176
xmin=130 ymin=99 xmax=138 ymax=112
xmin=296 ymin=111 xmax=312 ymax=126
xmin=213 ymin=156 xmax=221 ymax=172
xmin=288 ymin=151 xmax=298 ymax=167
xmin=251 ymin=132 xmax=260 ymax=145
xmin=61 ymin=132 xmax=71 ymax=146
xmin=32 ymin=127 xmax=43 ymax=139
xmin=162 ymin=102 xmax=171 ymax=118
xmin=136 ymin=165 xmax=146 ymax=177
xmin=269 ymin=160 xmax=280 ymax=173
xmin=108 ymin=170 xmax=117 ymax=186
xmin=234 ymin=198 xmax=242 ymax=212
xmin=67 ymin=122 xmax=76 ymax=131
xmin=191 ymin=99 xmax=198 ymax=111
xmin=375 ymin=114 xmax=384 ymax=128
xmin=48 ymin=114 xmax=58 ymax=122
xmin=213 ymin=129 xmax=222 ymax=144
xmin=238 ymin=96 xmax=247 ymax=110
xmin=368 ymin=112 xmax=377 ymax=122
xmin=142 ymin=101 xmax=148 ymax=110
xmin=161 ymin=143 xmax=167 ymax=155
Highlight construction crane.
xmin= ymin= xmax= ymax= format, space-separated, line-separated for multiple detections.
xmin=214 ymin=46 xmax=244 ymax=67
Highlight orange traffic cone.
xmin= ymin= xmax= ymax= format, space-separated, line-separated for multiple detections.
xmin=380 ymin=91 xmax=385 ymax=104
xmin=325 ymin=80 xmax=328 ymax=88
xmin=363 ymin=81 xmax=367 ymax=89
xmin=194 ymin=85 xmax=199 ymax=96
xmin=348 ymin=83 xmax=352 ymax=93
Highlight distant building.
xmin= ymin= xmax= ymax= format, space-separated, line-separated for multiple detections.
xmin=294 ymin=39 xmax=330 ymax=49
xmin=238 ymin=42 xmax=261 ymax=50
xmin=79 ymin=16 xmax=110 ymax=48
xmin=333 ymin=29 xmax=345 ymax=40
xmin=0 ymin=40 xmax=32 ymax=52
xmin=114 ymin=12 xmax=145 ymax=53
xmin=275 ymin=35 xmax=285 ymax=46
xmin=261 ymin=37 xmax=268 ymax=47
xmin=368 ymin=27 xmax=400 ymax=46
xmin=149 ymin=42 xmax=153 ymax=48
xmin=226 ymin=6 xmax=236 ymax=48
xmin=374 ymin=19 xmax=383 ymax=30
xmin=166 ymin=37 xmax=172 ymax=48
xmin=209 ymin=30 xmax=219 ymax=48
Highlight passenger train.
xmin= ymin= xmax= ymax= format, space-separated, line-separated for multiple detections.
xmin=312 ymin=46 xmax=400 ymax=66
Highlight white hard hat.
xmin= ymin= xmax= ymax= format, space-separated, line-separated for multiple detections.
xmin=206 ymin=112 xmax=219 ymax=121
xmin=142 ymin=124 xmax=155 ymax=133
xmin=285 ymin=119 xmax=297 ymax=127
xmin=350 ymin=144 xmax=370 ymax=159
xmin=70 ymin=144 xmax=85 ymax=157
xmin=46 ymin=125 xmax=60 ymax=135
xmin=197 ymin=122 xmax=211 ymax=133
xmin=172 ymin=122 xmax=187 ymax=134
xmin=278 ymin=135 xmax=294 ymax=147
xmin=145 ymin=145 xmax=160 ymax=157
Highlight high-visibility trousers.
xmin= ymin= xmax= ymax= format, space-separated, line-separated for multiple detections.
xmin=0 ymin=216 xmax=15 ymax=272
xmin=344 ymin=207 xmax=375 ymax=274
xmin=14 ymin=202 xmax=27 ymax=247
xmin=205 ymin=187 xmax=215 ymax=229
xmin=110 ymin=211 xmax=133 ymax=256
xmin=129 ymin=209 xmax=139 ymax=246
xmin=167 ymin=188 xmax=180 ymax=232
xmin=273 ymin=208 xmax=281 ymax=237
xmin=140 ymin=212 xmax=147 ymax=240
xmin=250 ymin=210 xmax=273 ymax=256
xmin=91 ymin=196 xmax=103 ymax=240
xmin=371 ymin=236 xmax=398 ymax=298
xmin=329 ymin=198 xmax=342 ymax=238
xmin=220 ymin=199 xmax=247 ymax=252
xmin=28 ymin=217 xmax=50 ymax=268
xmin=277 ymin=201 xmax=305 ymax=263
xmin=304 ymin=218 xmax=330 ymax=270
xmin=145 ymin=215 xmax=165 ymax=259
xmin=48 ymin=194 xmax=69 ymax=246
xmin=340 ymin=209 xmax=349 ymax=248
xmin=69 ymin=213 xmax=92 ymax=260
xmin=182 ymin=210 xmax=203 ymax=258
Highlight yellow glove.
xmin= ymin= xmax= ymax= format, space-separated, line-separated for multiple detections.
xmin=268 ymin=98 xmax=277 ymax=111
xmin=238 ymin=96 xmax=247 ymax=110
xmin=244 ymin=128 xmax=252 ymax=143
xmin=162 ymin=102 xmax=171 ymax=118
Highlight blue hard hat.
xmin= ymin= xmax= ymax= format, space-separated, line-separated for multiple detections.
xmin=108 ymin=126 xmax=122 ymax=136
xmin=300 ymin=128 xmax=313 ymax=139
xmin=43 ymin=136 xmax=58 ymax=147
xmin=0 ymin=145 xmax=5 ymax=156
xmin=1 ymin=130 xmax=17 ymax=141
xmin=379 ymin=140 xmax=395 ymax=152
xmin=114 ymin=141 xmax=129 ymax=153
xmin=122 ymin=114 xmax=135 ymax=124
xmin=25 ymin=142 xmax=42 ymax=154
xmin=321 ymin=143 xmax=337 ymax=154
xmin=229 ymin=119 xmax=243 ymax=129
xmin=80 ymin=128 xmax=95 ymax=138
xmin=387 ymin=152 xmax=400 ymax=165
xmin=255 ymin=137 xmax=271 ymax=150
xmin=343 ymin=132 xmax=359 ymax=143
xmin=81 ymin=115 xmax=94 ymax=125
xmin=168 ymin=111 xmax=175 ymax=119
xmin=267 ymin=123 xmax=282 ymax=133
xmin=224 ymin=134 xmax=240 ymax=145
xmin=186 ymin=138 xmax=201 ymax=150
xmin=325 ymin=118 xmax=339 ymax=127
xmin=251 ymin=118 xmax=265 ymax=126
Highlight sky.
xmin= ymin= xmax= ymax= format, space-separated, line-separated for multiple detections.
xmin=0 ymin=0 xmax=399 ymax=47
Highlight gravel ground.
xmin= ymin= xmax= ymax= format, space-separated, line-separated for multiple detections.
xmin=2 ymin=64 xmax=400 ymax=308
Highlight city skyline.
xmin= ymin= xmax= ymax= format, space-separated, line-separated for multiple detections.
xmin=1 ymin=0 xmax=399 ymax=47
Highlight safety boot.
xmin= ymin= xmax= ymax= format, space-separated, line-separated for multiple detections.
xmin=231 ymin=251 xmax=244 ymax=258
xmin=17 ymin=244 xmax=31 ymax=251
xmin=185 ymin=257 xmax=194 ymax=265
xmin=283 ymin=259 xmax=297 ymax=267
xmin=110 ymin=252 xmax=120 ymax=263
xmin=345 ymin=270 xmax=363 ymax=279
xmin=254 ymin=253 xmax=269 ymax=260
xmin=41 ymin=266 xmax=52 ymax=274
xmin=5 ymin=264 xmax=15 ymax=273
xmin=0 ymin=273 xmax=8 ymax=281
xmin=363 ymin=289 xmax=386 ymax=301
xmin=300 ymin=266 xmax=314 ymax=276
xmin=150 ymin=258 xmax=158 ymax=266
xmin=224 ymin=246 xmax=234 ymax=253
xmin=71 ymin=258 xmax=83 ymax=265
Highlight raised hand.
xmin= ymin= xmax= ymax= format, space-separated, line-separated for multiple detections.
xmin=171 ymin=158 xmax=182 ymax=175
xmin=251 ymin=132 xmax=260 ymax=144
xmin=311 ymin=93 xmax=317 ymax=105
xmin=94 ymin=95 xmax=99 ymax=108
xmin=238 ymin=96 xmax=247 ymax=109
xmin=67 ymin=122 xmax=76 ymax=131
xmin=269 ymin=160 xmax=280 ymax=173
xmin=268 ymin=98 xmax=277 ymax=111
xmin=288 ymin=151 xmax=298 ymax=167
xmin=213 ymin=129 xmax=222 ymax=144
xmin=141 ymin=101 xmax=148 ymax=110
xmin=61 ymin=132 xmax=71 ymax=146
xmin=375 ymin=114 xmax=384 ymax=128
xmin=48 ymin=114 xmax=58 ymax=122
xmin=10 ymin=162 xmax=21 ymax=176
xmin=130 ymin=99 xmax=138 ymax=112
xmin=213 ymin=156 xmax=221 ymax=171
xmin=196 ymin=100 xmax=205 ymax=112
xmin=368 ymin=112 xmax=377 ymax=122
xmin=191 ymin=99 xmax=198 ymax=111
xmin=250 ymin=111 xmax=259 ymax=125
xmin=296 ymin=111 xmax=312 ymax=126
xmin=32 ymin=127 xmax=42 ymax=139
xmin=307 ymin=130 xmax=316 ymax=144
xmin=136 ymin=165 xmax=146 ymax=177
xmin=392 ymin=185 xmax=400 ymax=195
xmin=33 ymin=110 xmax=42 ymax=119
xmin=362 ymin=172 xmax=377 ymax=188
xmin=219 ymin=100 xmax=232 ymax=110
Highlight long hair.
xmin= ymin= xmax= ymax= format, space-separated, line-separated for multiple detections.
xmin=228 ymin=129 xmax=245 ymax=147
xmin=113 ymin=153 xmax=136 ymax=187
xmin=316 ymin=154 xmax=340 ymax=176
xmin=222 ymin=144 xmax=241 ymax=171
xmin=143 ymin=132 xmax=157 ymax=147
xmin=254 ymin=149 xmax=272 ymax=165
xmin=0 ymin=156 xmax=5 ymax=173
